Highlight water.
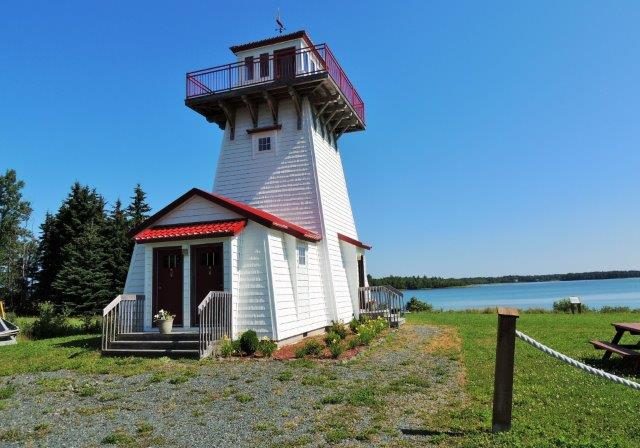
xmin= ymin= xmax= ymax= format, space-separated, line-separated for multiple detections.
xmin=403 ymin=278 xmax=640 ymax=310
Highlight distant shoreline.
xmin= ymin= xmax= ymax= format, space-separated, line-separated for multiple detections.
xmin=369 ymin=270 xmax=640 ymax=291
xmin=400 ymin=277 xmax=640 ymax=291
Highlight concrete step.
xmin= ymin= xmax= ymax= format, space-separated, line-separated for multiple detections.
xmin=102 ymin=348 xmax=200 ymax=358
xmin=110 ymin=340 xmax=199 ymax=351
xmin=117 ymin=332 xmax=199 ymax=342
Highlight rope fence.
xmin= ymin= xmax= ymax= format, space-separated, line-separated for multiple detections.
xmin=491 ymin=308 xmax=639 ymax=433
xmin=515 ymin=330 xmax=640 ymax=391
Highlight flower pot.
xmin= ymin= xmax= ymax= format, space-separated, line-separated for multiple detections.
xmin=157 ymin=318 xmax=174 ymax=334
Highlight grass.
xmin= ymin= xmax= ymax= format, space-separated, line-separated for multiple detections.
xmin=408 ymin=311 xmax=640 ymax=447
xmin=0 ymin=333 xmax=200 ymax=377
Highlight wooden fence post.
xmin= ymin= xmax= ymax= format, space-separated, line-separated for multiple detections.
xmin=492 ymin=307 xmax=519 ymax=433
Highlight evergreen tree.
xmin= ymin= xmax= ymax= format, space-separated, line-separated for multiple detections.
xmin=37 ymin=183 xmax=106 ymax=305
xmin=104 ymin=199 xmax=130 ymax=294
xmin=126 ymin=184 xmax=151 ymax=229
xmin=51 ymin=223 xmax=112 ymax=314
xmin=0 ymin=169 xmax=34 ymax=310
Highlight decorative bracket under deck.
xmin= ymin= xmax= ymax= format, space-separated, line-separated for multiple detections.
xmin=241 ymin=95 xmax=258 ymax=128
xmin=288 ymin=86 xmax=302 ymax=130
xmin=263 ymin=91 xmax=279 ymax=126
xmin=218 ymin=101 xmax=236 ymax=140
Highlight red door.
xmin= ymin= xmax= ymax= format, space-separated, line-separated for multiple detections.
xmin=153 ymin=247 xmax=184 ymax=326
xmin=274 ymin=47 xmax=296 ymax=81
xmin=191 ymin=244 xmax=224 ymax=325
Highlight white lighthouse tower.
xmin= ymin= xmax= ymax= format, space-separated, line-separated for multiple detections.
xmin=118 ymin=30 xmax=401 ymax=355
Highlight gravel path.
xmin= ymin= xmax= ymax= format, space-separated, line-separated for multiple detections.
xmin=0 ymin=324 xmax=463 ymax=447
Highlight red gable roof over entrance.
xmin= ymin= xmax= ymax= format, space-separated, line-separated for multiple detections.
xmin=130 ymin=188 xmax=322 ymax=243
xmin=134 ymin=219 xmax=247 ymax=243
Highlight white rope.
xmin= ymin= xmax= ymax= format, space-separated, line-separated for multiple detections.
xmin=515 ymin=330 xmax=640 ymax=391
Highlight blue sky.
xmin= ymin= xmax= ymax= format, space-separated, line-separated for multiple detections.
xmin=1 ymin=1 xmax=639 ymax=277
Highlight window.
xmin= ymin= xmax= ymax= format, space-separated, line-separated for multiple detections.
xmin=252 ymin=130 xmax=277 ymax=157
xmin=200 ymin=251 xmax=214 ymax=267
xmin=297 ymin=245 xmax=307 ymax=266
xmin=310 ymin=60 xmax=316 ymax=73
xmin=259 ymin=53 xmax=269 ymax=77
xmin=163 ymin=254 xmax=179 ymax=269
xmin=258 ymin=136 xmax=271 ymax=152
xmin=244 ymin=56 xmax=254 ymax=81
xmin=303 ymin=53 xmax=309 ymax=73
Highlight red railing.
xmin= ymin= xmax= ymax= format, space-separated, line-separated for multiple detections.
xmin=186 ymin=43 xmax=365 ymax=124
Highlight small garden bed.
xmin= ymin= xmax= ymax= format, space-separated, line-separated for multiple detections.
xmin=218 ymin=316 xmax=391 ymax=361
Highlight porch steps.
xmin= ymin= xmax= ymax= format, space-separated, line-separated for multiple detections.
xmin=102 ymin=332 xmax=201 ymax=358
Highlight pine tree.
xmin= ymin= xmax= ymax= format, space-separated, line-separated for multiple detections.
xmin=104 ymin=199 xmax=130 ymax=294
xmin=0 ymin=169 xmax=33 ymax=310
xmin=126 ymin=184 xmax=151 ymax=230
xmin=52 ymin=223 xmax=112 ymax=314
xmin=37 ymin=183 xmax=107 ymax=306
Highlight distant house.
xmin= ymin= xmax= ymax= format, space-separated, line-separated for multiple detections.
xmin=103 ymin=31 xmax=403 ymax=357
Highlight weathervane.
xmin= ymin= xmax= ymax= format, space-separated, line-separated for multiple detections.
xmin=275 ymin=9 xmax=285 ymax=34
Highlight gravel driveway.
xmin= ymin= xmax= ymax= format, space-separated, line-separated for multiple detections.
xmin=0 ymin=324 xmax=463 ymax=447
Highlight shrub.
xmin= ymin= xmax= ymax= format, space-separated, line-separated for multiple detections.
xmin=553 ymin=298 xmax=589 ymax=313
xmin=347 ymin=337 xmax=359 ymax=350
xmin=328 ymin=340 xmax=344 ymax=359
xmin=219 ymin=336 xmax=234 ymax=358
xmin=348 ymin=318 xmax=359 ymax=334
xmin=356 ymin=326 xmax=376 ymax=346
xmin=406 ymin=297 xmax=433 ymax=312
xmin=81 ymin=314 xmax=102 ymax=334
xmin=31 ymin=302 xmax=72 ymax=339
xmin=239 ymin=330 xmax=259 ymax=355
xmin=328 ymin=321 xmax=348 ymax=339
xmin=258 ymin=337 xmax=278 ymax=358
xmin=600 ymin=306 xmax=631 ymax=313
xmin=295 ymin=339 xmax=324 ymax=358
xmin=324 ymin=331 xmax=341 ymax=346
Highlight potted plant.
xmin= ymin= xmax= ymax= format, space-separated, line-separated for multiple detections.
xmin=154 ymin=309 xmax=175 ymax=334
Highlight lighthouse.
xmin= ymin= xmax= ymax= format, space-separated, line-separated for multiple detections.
xmin=114 ymin=30 xmax=401 ymax=356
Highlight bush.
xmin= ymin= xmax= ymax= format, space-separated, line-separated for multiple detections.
xmin=406 ymin=297 xmax=433 ymax=312
xmin=295 ymin=339 xmax=324 ymax=358
xmin=258 ymin=337 xmax=278 ymax=358
xmin=239 ymin=330 xmax=259 ymax=355
xmin=600 ymin=306 xmax=630 ymax=313
xmin=328 ymin=340 xmax=344 ymax=359
xmin=328 ymin=321 xmax=348 ymax=339
xmin=324 ymin=331 xmax=341 ymax=346
xmin=348 ymin=318 xmax=359 ymax=334
xmin=31 ymin=302 xmax=73 ymax=339
xmin=553 ymin=298 xmax=589 ymax=313
xmin=81 ymin=314 xmax=102 ymax=333
xmin=219 ymin=336 xmax=234 ymax=358
xmin=347 ymin=337 xmax=359 ymax=350
xmin=356 ymin=326 xmax=376 ymax=346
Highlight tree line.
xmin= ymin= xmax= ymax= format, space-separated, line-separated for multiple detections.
xmin=0 ymin=169 xmax=151 ymax=315
xmin=368 ymin=270 xmax=640 ymax=290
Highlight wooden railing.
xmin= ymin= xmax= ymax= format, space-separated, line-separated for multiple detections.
xmin=198 ymin=291 xmax=232 ymax=359
xmin=186 ymin=43 xmax=365 ymax=124
xmin=358 ymin=286 xmax=405 ymax=327
xmin=102 ymin=294 xmax=144 ymax=351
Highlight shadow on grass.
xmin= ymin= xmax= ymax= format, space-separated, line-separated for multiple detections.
xmin=581 ymin=356 xmax=639 ymax=376
xmin=54 ymin=335 xmax=102 ymax=352
xmin=400 ymin=428 xmax=466 ymax=437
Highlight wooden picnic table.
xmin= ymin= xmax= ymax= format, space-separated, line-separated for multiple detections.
xmin=590 ymin=323 xmax=640 ymax=362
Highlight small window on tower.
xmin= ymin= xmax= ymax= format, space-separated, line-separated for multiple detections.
xmin=258 ymin=137 xmax=271 ymax=152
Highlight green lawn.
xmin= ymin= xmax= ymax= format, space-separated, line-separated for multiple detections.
xmin=409 ymin=312 xmax=640 ymax=448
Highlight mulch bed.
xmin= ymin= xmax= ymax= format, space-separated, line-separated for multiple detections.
xmin=272 ymin=333 xmax=369 ymax=361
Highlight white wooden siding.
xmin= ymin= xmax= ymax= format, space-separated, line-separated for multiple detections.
xmin=213 ymin=99 xmax=322 ymax=234
xmin=155 ymin=195 xmax=241 ymax=226
xmin=123 ymin=243 xmax=145 ymax=294
xmin=235 ymin=221 xmax=274 ymax=338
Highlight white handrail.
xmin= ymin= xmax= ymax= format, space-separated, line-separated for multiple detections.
xmin=197 ymin=291 xmax=232 ymax=359
xmin=102 ymin=294 xmax=144 ymax=352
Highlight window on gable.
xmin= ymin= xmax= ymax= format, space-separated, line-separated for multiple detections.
xmin=245 ymin=56 xmax=254 ymax=81
xmin=258 ymin=136 xmax=271 ymax=152
xmin=297 ymin=245 xmax=307 ymax=266
xmin=259 ymin=53 xmax=269 ymax=77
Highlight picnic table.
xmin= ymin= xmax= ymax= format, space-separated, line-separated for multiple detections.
xmin=591 ymin=323 xmax=640 ymax=362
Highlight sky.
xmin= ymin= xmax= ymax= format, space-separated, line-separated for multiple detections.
xmin=1 ymin=1 xmax=639 ymax=278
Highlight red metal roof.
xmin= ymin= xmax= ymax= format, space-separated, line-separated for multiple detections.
xmin=337 ymin=233 xmax=371 ymax=250
xmin=130 ymin=188 xmax=322 ymax=243
xmin=134 ymin=219 xmax=247 ymax=243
